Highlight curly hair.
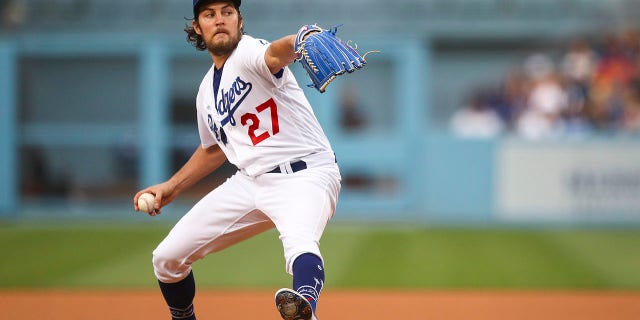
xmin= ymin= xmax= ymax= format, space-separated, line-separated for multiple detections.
xmin=185 ymin=23 xmax=208 ymax=51
xmin=184 ymin=11 xmax=244 ymax=51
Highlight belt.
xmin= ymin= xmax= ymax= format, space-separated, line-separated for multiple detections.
xmin=267 ymin=160 xmax=307 ymax=174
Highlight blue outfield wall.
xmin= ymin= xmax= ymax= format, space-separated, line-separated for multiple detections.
xmin=420 ymin=136 xmax=640 ymax=225
xmin=0 ymin=42 xmax=18 ymax=217
xmin=334 ymin=132 xmax=640 ymax=225
xmin=421 ymin=134 xmax=496 ymax=223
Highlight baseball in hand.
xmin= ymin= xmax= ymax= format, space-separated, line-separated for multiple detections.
xmin=137 ymin=193 xmax=156 ymax=214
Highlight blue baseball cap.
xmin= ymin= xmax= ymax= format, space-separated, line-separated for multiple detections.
xmin=193 ymin=0 xmax=241 ymax=18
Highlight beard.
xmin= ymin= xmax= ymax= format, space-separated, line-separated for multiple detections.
xmin=206 ymin=29 xmax=242 ymax=57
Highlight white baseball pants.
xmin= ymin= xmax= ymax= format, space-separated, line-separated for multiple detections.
xmin=152 ymin=163 xmax=341 ymax=283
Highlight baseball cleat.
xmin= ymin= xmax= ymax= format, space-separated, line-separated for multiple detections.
xmin=275 ymin=288 xmax=315 ymax=320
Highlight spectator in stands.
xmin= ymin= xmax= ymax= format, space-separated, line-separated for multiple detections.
xmin=495 ymin=67 xmax=530 ymax=130
xmin=562 ymin=38 xmax=598 ymax=87
xmin=338 ymin=85 xmax=368 ymax=132
xmin=589 ymin=34 xmax=636 ymax=130
xmin=450 ymin=88 xmax=505 ymax=138
xmin=561 ymin=39 xmax=597 ymax=135
xmin=619 ymin=79 xmax=640 ymax=134
xmin=1 ymin=0 xmax=25 ymax=28
xmin=619 ymin=29 xmax=640 ymax=62
xmin=516 ymin=53 xmax=569 ymax=139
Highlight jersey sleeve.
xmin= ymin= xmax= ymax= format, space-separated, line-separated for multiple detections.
xmin=240 ymin=37 xmax=288 ymax=88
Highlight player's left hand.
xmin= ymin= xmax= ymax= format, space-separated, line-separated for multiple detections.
xmin=294 ymin=24 xmax=376 ymax=93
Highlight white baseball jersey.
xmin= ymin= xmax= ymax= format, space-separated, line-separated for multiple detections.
xmin=196 ymin=35 xmax=334 ymax=176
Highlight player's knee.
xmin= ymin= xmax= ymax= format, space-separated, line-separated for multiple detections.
xmin=152 ymin=249 xmax=192 ymax=283
xmin=284 ymin=242 xmax=322 ymax=275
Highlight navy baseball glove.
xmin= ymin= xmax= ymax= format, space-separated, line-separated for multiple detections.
xmin=294 ymin=25 xmax=373 ymax=93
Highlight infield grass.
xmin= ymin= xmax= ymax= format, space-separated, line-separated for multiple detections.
xmin=1 ymin=222 xmax=639 ymax=289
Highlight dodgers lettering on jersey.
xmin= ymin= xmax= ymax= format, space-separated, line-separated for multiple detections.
xmin=215 ymin=76 xmax=252 ymax=127
xmin=196 ymin=35 xmax=333 ymax=177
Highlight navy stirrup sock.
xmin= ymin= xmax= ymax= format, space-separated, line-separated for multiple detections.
xmin=292 ymin=253 xmax=325 ymax=312
xmin=158 ymin=270 xmax=196 ymax=320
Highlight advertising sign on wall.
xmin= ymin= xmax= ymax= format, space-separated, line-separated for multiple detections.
xmin=496 ymin=140 xmax=640 ymax=221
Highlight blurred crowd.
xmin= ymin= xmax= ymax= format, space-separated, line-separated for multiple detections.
xmin=450 ymin=29 xmax=640 ymax=139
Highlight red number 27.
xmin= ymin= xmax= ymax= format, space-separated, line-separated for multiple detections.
xmin=240 ymin=98 xmax=280 ymax=146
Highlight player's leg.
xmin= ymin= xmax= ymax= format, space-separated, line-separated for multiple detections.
xmin=260 ymin=165 xmax=341 ymax=319
xmin=157 ymin=270 xmax=197 ymax=320
xmin=274 ymin=253 xmax=325 ymax=320
xmin=152 ymin=172 xmax=273 ymax=320
xmin=292 ymin=252 xmax=325 ymax=311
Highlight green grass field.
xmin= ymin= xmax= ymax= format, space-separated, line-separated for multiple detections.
xmin=1 ymin=222 xmax=639 ymax=290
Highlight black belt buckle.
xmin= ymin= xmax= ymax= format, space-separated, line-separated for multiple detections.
xmin=268 ymin=160 xmax=307 ymax=174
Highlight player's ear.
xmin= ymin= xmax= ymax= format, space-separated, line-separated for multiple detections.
xmin=193 ymin=20 xmax=202 ymax=35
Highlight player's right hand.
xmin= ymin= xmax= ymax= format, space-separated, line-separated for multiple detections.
xmin=133 ymin=181 xmax=178 ymax=216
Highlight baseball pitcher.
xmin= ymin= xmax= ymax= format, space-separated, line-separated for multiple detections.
xmin=133 ymin=1 xmax=371 ymax=319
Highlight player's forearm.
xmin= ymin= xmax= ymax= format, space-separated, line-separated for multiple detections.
xmin=168 ymin=145 xmax=226 ymax=194
xmin=264 ymin=35 xmax=297 ymax=74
